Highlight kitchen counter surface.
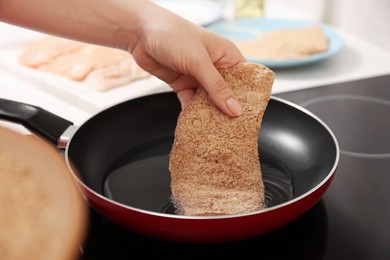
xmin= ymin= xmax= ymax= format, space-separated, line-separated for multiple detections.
xmin=1 ymin=3 xmax=390 ymax=258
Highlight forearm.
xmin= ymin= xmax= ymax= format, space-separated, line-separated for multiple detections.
xmin=0 ymin=0 xmax=153 ymax=50
xmin=0 ymin=0 xmax=245 ymax=117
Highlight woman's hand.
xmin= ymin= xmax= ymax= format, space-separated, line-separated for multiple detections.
xmin=129 ymin=2 xmax=245 ymax=117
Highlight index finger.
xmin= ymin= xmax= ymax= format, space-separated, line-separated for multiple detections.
xmin=192 ymin=59 xmax=244 ymax=117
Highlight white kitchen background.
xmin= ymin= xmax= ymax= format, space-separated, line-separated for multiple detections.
xmin=267 ymin=0 xmax=390 ymax=52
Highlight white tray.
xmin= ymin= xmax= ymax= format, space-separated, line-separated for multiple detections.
xmin=0 ymin=43 xmax=171 ymax=114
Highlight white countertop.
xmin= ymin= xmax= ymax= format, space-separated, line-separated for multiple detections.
xmin=1 ymin=3 xmax=390 ymax=133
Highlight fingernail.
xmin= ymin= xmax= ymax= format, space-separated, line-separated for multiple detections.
xmin=226 ymin=97 xmax=243 ymax=116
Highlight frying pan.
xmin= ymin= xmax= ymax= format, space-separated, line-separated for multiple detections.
xmin=0 ymin=92 xmax=339 ymax=243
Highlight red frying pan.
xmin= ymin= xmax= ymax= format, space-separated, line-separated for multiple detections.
xmin=0 ymin=92 xmax=339 ymax=243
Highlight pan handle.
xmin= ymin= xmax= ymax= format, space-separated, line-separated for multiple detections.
xmin=0 ymin=98 xmax=73 ymax=146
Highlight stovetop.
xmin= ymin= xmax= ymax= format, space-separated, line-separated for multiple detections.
xmin=79 ymin=74 xmax=390 ymax=260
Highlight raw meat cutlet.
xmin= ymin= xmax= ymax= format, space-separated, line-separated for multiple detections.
xmin=18 ymin=36 xmax=83 ymax=67
xmin=234 ymin=26 xmax=328 ymax=60
xmin=36 ymin=44 xmax=131 ymax=81
xmin=18 ymin=36 xmax=150 ymax=90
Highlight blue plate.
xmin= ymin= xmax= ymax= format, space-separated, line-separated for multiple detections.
xmin=207 ymin=18 xmax=344 ymax=68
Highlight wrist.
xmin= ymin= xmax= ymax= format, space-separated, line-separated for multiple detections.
xmin=112 ymin=0 xmax=157 ymax=52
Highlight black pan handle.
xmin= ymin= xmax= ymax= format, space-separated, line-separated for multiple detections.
xmin=0 ymin=98 xmax=73 ymax=145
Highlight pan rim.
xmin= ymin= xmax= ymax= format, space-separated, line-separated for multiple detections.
xmin=65 ymin=95 xmax=340 ymax=220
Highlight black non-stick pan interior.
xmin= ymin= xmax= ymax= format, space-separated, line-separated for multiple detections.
xmin=67 ymin=92 xmax=337 ymax=213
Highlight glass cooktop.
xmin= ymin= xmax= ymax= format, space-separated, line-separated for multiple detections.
xmin=79 ymin=74 xmax=390 ymax=259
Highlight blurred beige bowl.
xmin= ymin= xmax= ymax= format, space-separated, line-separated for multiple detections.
xmin=0 ymin=127 xmax=87 ymax=260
